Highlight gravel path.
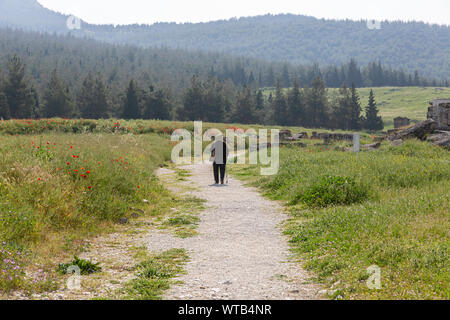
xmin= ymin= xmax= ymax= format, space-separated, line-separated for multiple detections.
xmin=151 ymin=162 xmax=320 ymax=300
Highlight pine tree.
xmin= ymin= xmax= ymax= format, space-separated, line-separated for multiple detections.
xmin=281 ymin=64 xmax=291 ymax=88
xmin=265 ymin=66 xmax=275 ymax=87
xmin=43 ymin=69 xmax=73 ymax=118
xmin=305 ymin=76 xmax=328 ymax=128
xmin=272 ymin=79 xmax=287 ymax=125
xmin=152 ymin=89 xmax=171 ymax=120
xmin=349 ymin=83 xmax=363 ymax=130
xmin=4 ymin=55 xmax=34 ymax=119
xmin=77 ymin=73 xmax=110 ymax=119
xmin=0 ymin=89 xmax=10 ymax=120
xmin=346 ymin=59 xmax=363 ymax=87
xmin=364 ymin=90 xmax=384 ymax=131
xmin=181 ymin=76 xmax=204 ymax=121
xmin=232 ymin=86 xmax=256 ymax=124
xmin=287 ymin=78 xmax=304 ymax=126
xmin=332 ymin=82 xmax=352 ymax=130
xmin=122 ymin=79 xmax=140 ymax=119
xmin=203 ymin=77 xmax=226 ymax=122
xmin=255 ymin=90 xmax=264 ymax=111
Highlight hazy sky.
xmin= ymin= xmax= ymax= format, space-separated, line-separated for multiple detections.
xmin=37 ymin=0 xmax=450 ymax=25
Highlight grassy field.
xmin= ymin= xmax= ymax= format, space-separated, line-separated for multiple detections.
xmin=1 ymin=118 xmax=449 ymax=300
xmin=0 ymin=127 xmax=182 ymax=295
xmin=356 ymin=87 xmax=450 ymax=129
xmin=231 ymin=140 xmax=450 ymax=300
xmin=263 ymin=86 xmax=450 ymax=129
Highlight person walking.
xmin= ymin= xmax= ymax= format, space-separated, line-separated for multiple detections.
xmin=210 ymin=135 xmax=228 ymax=185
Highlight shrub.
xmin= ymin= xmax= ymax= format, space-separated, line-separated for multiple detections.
xmin=296 ymin=175 xmax=369 ymax=208
xmin=57 ymin=256 xmax=101 ymax=275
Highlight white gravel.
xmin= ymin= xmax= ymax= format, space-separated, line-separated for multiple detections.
xmin=151 ymin=162 xmax=321 ymax=300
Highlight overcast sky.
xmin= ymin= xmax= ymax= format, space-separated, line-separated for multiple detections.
xmin=37 ymin=0 xmax=450 ymax=26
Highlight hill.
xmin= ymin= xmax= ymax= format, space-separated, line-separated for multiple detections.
xmin=0 ymin=1 xmax=449 ymax=79
xmin=355 ymin=87 xmax=450 ymax=128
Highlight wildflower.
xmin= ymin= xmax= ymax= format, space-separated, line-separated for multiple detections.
xmin=67 ymin=162 xmax=70 ymax=165
xmin=88 ymin=186 xmax=92 ymax=190
xmin=37 ymin=178 xmax=41 ymax=181
xmin=86 ymin=170 xmax=91 ymax=174
xmin=137 ymin=186 xmax=141 ymax=189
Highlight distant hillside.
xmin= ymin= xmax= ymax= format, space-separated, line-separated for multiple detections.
xmin=0 ymin=0 xmax=68 ymax=32
xmin=0 ymin=0 xmax=449 ymax=79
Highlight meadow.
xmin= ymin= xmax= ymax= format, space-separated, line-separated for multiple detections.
xmin=231 ymin=140 xmax=450 ymax=299
xmin=0 ymin=123 xmax=178 ymax=294
xmin=1 ymin=118 xmax=449 ymax=300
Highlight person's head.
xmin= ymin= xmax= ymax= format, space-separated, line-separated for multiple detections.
xmin=215 ymin=134 xmax=224 ymax=142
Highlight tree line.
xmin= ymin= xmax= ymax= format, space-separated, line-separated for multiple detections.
xmin=179 ymin=75 xmax=383 ymax=131
xmin=0 ymin=55 xmax=383 ymax=131
xmin=0 ymin=27 xmax=446 ymax=102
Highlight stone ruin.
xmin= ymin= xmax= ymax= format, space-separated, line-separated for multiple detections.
xmin=394 ymin=117 xmax=411 ymax=129
xmin=427 ymin=99 xmax=450 ymax=130
xmin=280 ymin=130 xmax=353 ymax=143
xmin=385 ymin=99 xmax=450 ymax=149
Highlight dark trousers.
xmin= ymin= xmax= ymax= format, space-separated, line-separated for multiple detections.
xmin=213 ymin=163 xmax=226 ymax=184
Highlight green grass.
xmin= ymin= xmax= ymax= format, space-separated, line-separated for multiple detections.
xmin=0 ymin=132 xmax=175 ymax=293
xmin=230 ymin=140 xmax=450 ymax=299
xmin=355 ymin=87 xmax=450 ymax=129
xmin=122 ymin=249 xmax=188 ymax=300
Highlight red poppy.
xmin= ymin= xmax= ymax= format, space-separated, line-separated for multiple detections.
xmin=67 ymin=162 xmax=70 ymax=165
xmin=86 ymin=171 xmax=91 ymax=174
xmin=88 ymin=186 xmax=92 ymax=190
xmin=137 ymin=186 xmax=141 ymax=189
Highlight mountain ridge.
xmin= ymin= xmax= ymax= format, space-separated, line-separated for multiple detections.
xmin=1 ymin=0 xmax=449 ymax=79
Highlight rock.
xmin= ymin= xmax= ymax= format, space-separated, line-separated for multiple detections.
xmin=279 ymin=130 xmax=292 ymax=141
xmin=290 ymin=289 xmax=300 ymax=294
xmin=361 ymin=142 xmax=381 ymax=150
xmin=222 ymin=280 xmax=232 ymax=285
xmin=287 ymin=132 xmax=308 ymax=141
xmin=391 ymin=139 xmax=403 ymax=147
xmin=427 ymin=130 xmax=450 ymax=149
xmin=118 ymin=218 xmax=129 ymax=225
xmin=318 ymin=290 xmax=328 ymax=296
xmin=131 ymin=212 xmax=140 ymax=219
xmin=427 ymin=99 xmax=450 ymax=130
xmin=388 ymin=119 xmax=437 ymax=141
xmin=142 ymin=199 xmax=149 ymax=203
xmin=434 ymin=137 xmax=450 ymax=149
